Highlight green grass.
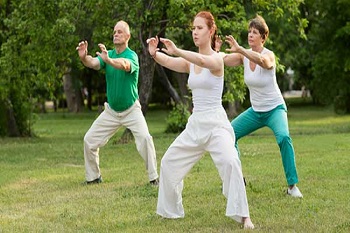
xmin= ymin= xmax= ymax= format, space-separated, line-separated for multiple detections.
xmin=1 ymin=101 xmax=350 ymax=232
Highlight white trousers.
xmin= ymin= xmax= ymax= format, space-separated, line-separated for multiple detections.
xmin=84 ymin=100 xmax=158 ymax=182
xmin=156 ymin=108 xmax=250 ymax=223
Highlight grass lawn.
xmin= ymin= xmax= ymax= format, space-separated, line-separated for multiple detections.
xmin=0 ymin=99 xmax=350 ymax=232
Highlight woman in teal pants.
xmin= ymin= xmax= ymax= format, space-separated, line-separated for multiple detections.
xmin=232 ymin=104 xmax=299 ymax=190
xmin=216 ymin=15 xmax=303 ymax=197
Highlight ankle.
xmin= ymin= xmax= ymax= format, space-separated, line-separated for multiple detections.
xmin=242 ymin=217 xmax=254 ymax=229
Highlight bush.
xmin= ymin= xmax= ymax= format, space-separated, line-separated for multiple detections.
xmin=165 ymin=103 xmax=191 ymax=133
xmin=334 ymin=94 xmax=350 ymax=115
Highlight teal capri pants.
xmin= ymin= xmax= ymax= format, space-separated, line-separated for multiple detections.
xmin=231 ymin=104 xmax=299 ymax=186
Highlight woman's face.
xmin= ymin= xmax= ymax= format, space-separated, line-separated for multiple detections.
xmin=191 ymin=17 xmax=212 ymax=47
xmin=247 ymin=27 xmax=264 ymax=48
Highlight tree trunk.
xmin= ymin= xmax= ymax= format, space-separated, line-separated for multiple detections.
xmin=84 ymin=69 xmax=93 ymax=111
xmin=155 ymin=64 xmax=182 ymax=104
xmin=173 ymin=72 xmax=190 ymax=106
xmin=5 ymin=99 xmax=20 ymax=137
xmin=227 ymin=100 xmax=241 ymax=119
xmin=115 ymin=128 xmax=133 ymax=144
xmin=63 ymin=68 xmax=83 ymax=113
xmin=138 ymin=49 xmax=156 ymax=114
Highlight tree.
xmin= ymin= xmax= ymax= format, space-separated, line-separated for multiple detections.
xmin=162 ymin=0 xmax=306 ymax=116
xmin=0 ymin=0 xmax=65 ymax=136
xmin=303 ymin=0 xmax=350 ymax=113
xmin=0 ymin=0 xmax=308 ymax=137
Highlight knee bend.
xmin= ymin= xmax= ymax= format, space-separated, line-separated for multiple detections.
xmin=160 ymin=151 xmax=173 ymax=169
xmin=83 ymin=132 xmax=91 ymax=144
xmin=160 ymin=152 xmax=170 ymax=164
xmin=277 ymin=134 xmax=291 ymax=145
xmin=222 ymin=154 xmax=241 ymax=168
xmin=137 ymin=134 xmax=153 ymax=144
xmin=84 ymin=132 xmax=97 ymax=148
xmin=231 ymin=156 xmax=242 ymax=168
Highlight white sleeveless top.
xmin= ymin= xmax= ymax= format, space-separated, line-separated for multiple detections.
xmin=188 ymin=63 xmax=224 ymax=113
xmin=243 ymin=48 xmax=284 ymax=112
xmin=186 ymin=63 xmax=234 ymax=144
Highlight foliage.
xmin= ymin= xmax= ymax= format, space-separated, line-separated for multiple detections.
xmin=0 ymin=101 xmax=7 ymax=136
xmin=310 ymin=0 xmax=350 ymax=111
xmin=165 ymin=0 xmax=304 ymax=105
xmin=292 ymin=0 xmax=350 ymax=112
xmin=0 ymin=0 xmax=78 ymax=136
xmin=223 ymin=66 xmax=246 ymax=103
xmin=165 ymin=102 xmax=191 ymax=133
xmin=6 ymin=0 xmax=346 ymax=137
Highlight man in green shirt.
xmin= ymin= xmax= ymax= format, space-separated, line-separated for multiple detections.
xmin=76 ymin=20 xmax=158 ymax=185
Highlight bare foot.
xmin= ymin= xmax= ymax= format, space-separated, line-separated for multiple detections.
xmin=242 ymin=217 xmax=254 ymax=229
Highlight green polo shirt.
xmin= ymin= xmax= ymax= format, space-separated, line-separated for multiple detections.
xmin=98 ymin=47 xmax=139 ymax=112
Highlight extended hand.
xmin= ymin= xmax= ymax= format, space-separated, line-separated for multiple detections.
xmin=96 ymin=43 xmax=109 ymax=62
xmin=225 ymin=35 xmax=240 ymax=53
xmin=159 ymin=38 xmax=178 ymax=56
xmin=215 ymin=35 xmax=223 ymax=52
xmin=146 ymin=36 xmax=160 ymax=57
xmin=76 ymin=40 xmax=88 ymax=59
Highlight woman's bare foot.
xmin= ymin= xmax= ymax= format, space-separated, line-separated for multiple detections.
xmin=242 ymin=217 xmax=254 ymax=229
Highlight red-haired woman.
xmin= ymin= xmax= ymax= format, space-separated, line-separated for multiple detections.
xmin=147 ymin=11 xmax=254 ymax=229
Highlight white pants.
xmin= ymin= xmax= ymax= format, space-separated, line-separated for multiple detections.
xmin=156 ymin=108 xmax=250 ymax=223
xmin=84 ymin=100 xmax=158 ymax=182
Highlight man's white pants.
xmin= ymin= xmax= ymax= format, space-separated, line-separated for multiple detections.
xmin=84 ymin=100 xmax=158 ymax=182
xmin=156 ymin=108 xmax=250 ymax=223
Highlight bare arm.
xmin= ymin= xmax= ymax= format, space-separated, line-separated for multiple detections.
xmin=175 ymin=48 xmax=222 ymax=72
xmin=235 ymin=46 xmax=274 ymax=70
xmin=160 ymin=37 xmax=222 ymax=73
xmin=147 ymin=36 xmax=189 ymax=73
xmin=96 ymin=43 xmax=131 ymax=72
xmin=76 ymin=41 xmax=100 ymax=70
xmin=215 ymin=35 xmax=243 ymax=67
xmin=225 ymin=35 xmax=275 ymax=69
xmin=221 ymin=53 xmax=243 ymax=67
xmin=147 ymin=36 xmax=223 ymax=74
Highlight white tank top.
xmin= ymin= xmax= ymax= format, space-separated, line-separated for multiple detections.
xmin=188 ymin=63 xmax=224 ymax=112
xmin=243 ymin=48 xmax=284 ymax=111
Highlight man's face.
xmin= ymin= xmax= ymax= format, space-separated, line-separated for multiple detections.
xmin=113 ymin=23 xmax=130 ymax=46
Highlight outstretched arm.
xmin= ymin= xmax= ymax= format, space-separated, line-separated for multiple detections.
xmin=76 ymin=41 xmax=100 ymax=70
xmin=215 ymin=35 xmax=243 ymax=67
xmin=160 ymin=37 xmax=222 ymax=72
xmin=225 ymin=35 xmax=274 ymax=70
xmin=147 ymin=36 xmax=189 ymax=73
xmin=96 ymin=44 xmax=131 ymax=72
